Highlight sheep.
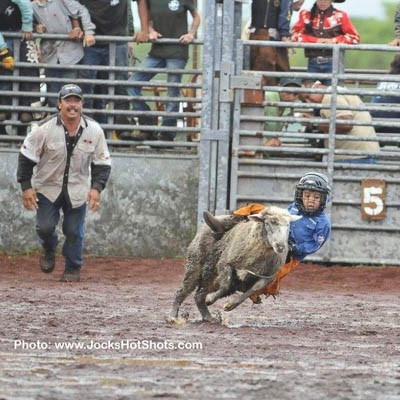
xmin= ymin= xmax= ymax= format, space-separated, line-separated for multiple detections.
xmin=168 ymin=205 xmax=301 ymax=322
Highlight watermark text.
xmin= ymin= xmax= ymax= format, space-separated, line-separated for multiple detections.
xmin=13 ymin=339 xmax=203 ymax=352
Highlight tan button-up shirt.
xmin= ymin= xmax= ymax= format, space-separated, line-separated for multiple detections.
xmin=321 ymin=93 xmax=380 ymax=159
xmin=21 ymin=114 xmax=111 ymax=208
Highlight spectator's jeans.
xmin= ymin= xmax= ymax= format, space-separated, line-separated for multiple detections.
xmin=36 ymin=193 xmax=87 ymax=272
xmin=127 ymin=56 xmax=187 ymax=131
xmin=307 ymin=57 xmax=333 ymax=86
xmin=0 ymin=38 xmax=39 ymax=107
xmin=79 ymin=43 xmax=129 ymax=124
xmin=46 ymin=66 xmax=78 ymax=109
xmin=335 ymin=156 xmax=377 ymax=164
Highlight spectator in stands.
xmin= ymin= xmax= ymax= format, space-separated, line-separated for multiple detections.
xmin=291 ymin=0 xmax=360 ymax=85
xmin=0 ymin=31 xmax=15 ymax=133
xmin=264 ymin=77 xmax=302 ymax=147
xmin=301 ymin=81 xmax=380 ymax=164
xmin=0 ymin=33 xmax=15 ymax=70
xmin=389 ymin=2 xmax=400 ymax=46
xmin=0 ymin=0 xmax=38 ymax=135
xmin=370 ymin=54 xmax=400 ymax=147
xmin=77 ymin=0 xmax=149 ymax=137
xmin=32 ymin=0 xmax=96 ymax=108
xmin=248 ymin=0 xmax=293 ymax=86
xmin=293 ymin=0 xmax=305 ymax=12
xmin=126 ymin=0 xmax=200 ymax=141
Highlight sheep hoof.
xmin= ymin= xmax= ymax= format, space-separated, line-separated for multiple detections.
xmin=203 ymin=317 xmax=220 ymax=323
xmin=223 ymin=302 xmax=236 ymax=312
xmin=205 ymin=293 xmax=217 ymax=306
xmin=166 ymin=316 xmax=186 ymax=325
xmin=202 ymin=313 xmax=221 ymax=323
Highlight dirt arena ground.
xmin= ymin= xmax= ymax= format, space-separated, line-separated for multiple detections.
xmin=0 ymin=255 xmax=399 ymax=400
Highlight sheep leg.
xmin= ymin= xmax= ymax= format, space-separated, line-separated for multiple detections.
xmin=168 ymin=258 xmax=201 ymax=321
xmin=168 ymin=279 xmax=198 ymax=321
xmin=223 ymin=277 xmax=271 ymax=312
xmin=205 ymin=265 xmax=233 ymax=306
xmin=194 ymin=286 xmax=217 ymax=322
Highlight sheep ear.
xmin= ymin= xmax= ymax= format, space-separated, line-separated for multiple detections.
xmin=248 ymin=213 xmax=263 ymax=222
xmin=289 ymin=215 xmax=302 ymax=222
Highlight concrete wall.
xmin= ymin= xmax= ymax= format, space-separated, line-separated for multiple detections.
xmin=0 ymin=149 xmax=199 ymax=258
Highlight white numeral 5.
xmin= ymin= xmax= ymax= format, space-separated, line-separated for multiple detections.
xmin=363 ymin=187 xmax=384 ymax=216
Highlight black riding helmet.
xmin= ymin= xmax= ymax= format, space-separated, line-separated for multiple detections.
xmin=295 ymin=172 xmax=331 ymax=214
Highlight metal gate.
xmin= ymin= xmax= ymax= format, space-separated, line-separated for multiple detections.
xmin=198 ymin=0 xmax=400 ymax=265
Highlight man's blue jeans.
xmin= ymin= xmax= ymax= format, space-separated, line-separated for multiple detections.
xmin=79 ymin=43 xmax=129 ymax=124
xmin=335 ymin=156 xmax=377 ymax=164
xmin=36 ymin=193 xmax=87 ymax=272
xmin=127 ymin=56 xmax=187 ymax=136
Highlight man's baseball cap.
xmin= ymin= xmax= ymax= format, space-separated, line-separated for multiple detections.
xmin=58 ymin=84 xmax=83 ymax=100
xmin=280 ymin=77 xmax=302 ymax=87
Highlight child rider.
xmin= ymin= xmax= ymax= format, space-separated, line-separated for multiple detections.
xmin=203 ymin=171 xmax=332 ymax=303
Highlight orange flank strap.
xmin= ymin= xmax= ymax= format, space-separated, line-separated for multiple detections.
xmin=249 ymin=258 xmax=300 ymax=303
xmin=233 ymin=203 xmax=266 ymax=216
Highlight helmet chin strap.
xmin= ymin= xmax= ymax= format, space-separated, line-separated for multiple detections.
xmin=304 ymin=205 xmax=318 ymax=214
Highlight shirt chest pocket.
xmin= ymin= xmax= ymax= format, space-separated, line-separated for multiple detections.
xmin=46 ymin=141 xmax=65 ymax=160
xmin=71 ymin=141 xmax=95 ymax=172
xmin=76 ymin=142 xmax=95 ymax=154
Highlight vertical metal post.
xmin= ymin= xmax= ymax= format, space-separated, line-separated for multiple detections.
xmin=11 ymin=39 xmax=21 ymax=136
xmin=197 ymin=0 xmax=219 ymax=226
xmin=107 ymin=42 xmax=117 ymax=139
xmin=215 ymin=0 xmax=234 ymax=213
xmin=197 ymin=0 xmax=243 ymax=224
xmin=229 ymin=38 xmax=244 ymax=211
xmin=324 ymin=45 xmax=341 ymax=261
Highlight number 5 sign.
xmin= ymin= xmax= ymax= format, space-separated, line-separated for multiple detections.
xmin=361 ymin=179 xmax=386 ymax=221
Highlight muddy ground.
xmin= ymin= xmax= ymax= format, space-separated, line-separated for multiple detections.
xmin=0 ymin=255 xmax=399 ymax=400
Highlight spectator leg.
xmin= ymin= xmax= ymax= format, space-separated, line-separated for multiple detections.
xmin=127 ymin=56 xmax=161 ymax=131
xmin=161 ymin=58 xmax=187 ymax=140
xmin=46 ymin=65 xmax=78 ymax=109
xmin=113 ymin=44 xmax=130 ymax=131
xmin=19 ymin=40 xmax=40 ymax=130
xmin=79 ymin=46 xmax=105 ymax=122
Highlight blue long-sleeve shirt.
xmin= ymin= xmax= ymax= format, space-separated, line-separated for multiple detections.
xmin=250 ymin=0 xmax=292 ymax=38
xmin=0 ymin=34 xmax=6 ymax=51
xmin=287 ymin=202 xmax=331 ymax=261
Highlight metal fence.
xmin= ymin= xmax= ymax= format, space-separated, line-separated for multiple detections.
xmin=0 ymin=32 xmax=203 ymax=151
xmin=2 ymin=5 xmax=400 ymax=265
xmin=229 ymin=41 xmax=400 ymax=264
xmin=197 ymin=0 xmax=400 ymax=265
